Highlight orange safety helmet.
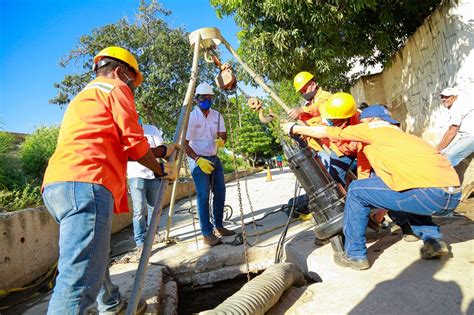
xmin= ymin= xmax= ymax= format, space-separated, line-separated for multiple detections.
xmin=93 ymin=46 xmax=143 ymax=87
xmin=320 ymin=92 xmax=357 ymax=119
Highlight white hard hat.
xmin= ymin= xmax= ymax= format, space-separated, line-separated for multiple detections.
xmin=195 ymin=82 xmax=214 ymax=95
xmin=440 ymin=87 xmax=458 ymax=96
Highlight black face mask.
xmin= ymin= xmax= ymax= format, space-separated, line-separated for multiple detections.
xmin=302 ymin=89 xmax=317 ymax=101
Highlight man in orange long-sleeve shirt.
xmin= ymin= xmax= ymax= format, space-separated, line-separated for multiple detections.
xmin=42 ymin=47 xmax=165 ymax=314
xmin=285 ymin=105 xmax=461 ymax=270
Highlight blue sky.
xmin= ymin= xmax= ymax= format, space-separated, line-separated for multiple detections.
xmin=0 ymin=0 xmax=257 ymax=134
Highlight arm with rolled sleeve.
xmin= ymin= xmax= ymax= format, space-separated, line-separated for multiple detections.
xmin=108 ymin=85 xmax=164 ymax=175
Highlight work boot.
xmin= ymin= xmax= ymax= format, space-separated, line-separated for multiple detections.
xmin=203 ymin=234 xmax=222 ymax=246
xmin=334 ymin=253 xmax=370 ymax=270
xmin=215 ymin=227 xmax=236 ymax=237
xmin=420 ymin=239 xmax=449 ymax=259
xmin=400 ymin=223 xmax=419 ymax=242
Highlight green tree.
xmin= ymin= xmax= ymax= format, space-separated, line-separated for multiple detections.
xmin=50 ymin=0 xmax=216 ymax=139
xmin=223 ymin=94 xmax=280 ymax=164
xmin=211 ymin=0 xmax=441 ymax=90
xmin=19 ymin=125 xmax=60 ymax=182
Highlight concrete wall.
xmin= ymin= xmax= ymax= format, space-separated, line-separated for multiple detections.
xmin=350 ymin=0 xmax=474 ymax=187
xmin=0 ymin=169 xmax=259 ymax=292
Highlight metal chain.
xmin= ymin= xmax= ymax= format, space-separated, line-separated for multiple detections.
xmin=184 ymin=158 xmax=199 ymax=248
xmin=243 ymin=157 xmax=259 ymax=244
xmin=225 ymin=93 xmax=251 ymax=282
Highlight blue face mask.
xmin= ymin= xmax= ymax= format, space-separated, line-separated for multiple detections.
xmin=198 ymin=99 xmax=212 ymax=110
xmin=138 ymin=117 xmax=143 ymax=126
xmin=325 ymin=118 xmax=334 ymax=126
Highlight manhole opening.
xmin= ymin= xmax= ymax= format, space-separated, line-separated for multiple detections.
xmin=177 ymin=271 xmax=262 ymax=315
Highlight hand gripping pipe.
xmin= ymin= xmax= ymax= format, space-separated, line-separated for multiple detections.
xmin=199 ymin=263 xmax=306 ymax=315
xmin=125 ymin=34 xmax=202 ymax=315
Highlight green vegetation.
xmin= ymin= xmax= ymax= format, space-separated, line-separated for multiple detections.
xmin=49 ymin=0 xmax=217 ymax=139
xmin=0 ymin=126 xmax=59 ymax=212
xmin=217 ymin=94 xmax=281 ymax=166
xmin=19 ymin=126 xmax=60 ymax=181
xmin=211 ymin=0 xmax=441 ymax=90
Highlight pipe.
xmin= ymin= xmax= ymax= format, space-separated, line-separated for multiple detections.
xmin=126 ymin=33 xmax=202 ymax=315
xmin=199 ymin=263 xmax=306 ymax=315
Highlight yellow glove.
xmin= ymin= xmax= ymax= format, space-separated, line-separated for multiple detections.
xmin=214 ymin=137 xmax=225 ymax=149
xmin=196 ymin=157 xmax=214 ymax=174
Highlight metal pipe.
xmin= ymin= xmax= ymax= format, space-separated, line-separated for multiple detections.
xmin=164 ymin=94 xmax=194 ymax=241
xmin=220 ymin=37 xmax=291 ymax=113
xmin=199 ymin=263 xmax=306 ymax=315
xmin=126 ymin=33 xmax=202 ymax=315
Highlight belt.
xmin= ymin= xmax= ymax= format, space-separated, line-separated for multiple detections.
xmin=441 ymin=186 xmax=462 ymax=194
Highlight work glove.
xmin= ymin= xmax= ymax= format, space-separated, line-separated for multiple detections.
xmin=195 ymin=157 xmax=214 ymax=174
xmin=282 ymin=122 xmax=296 ymax=135
xmin=214 ymin=137 xmax=225 ymax=149
xmin=163 ymin=162 xmax=178 ymax=182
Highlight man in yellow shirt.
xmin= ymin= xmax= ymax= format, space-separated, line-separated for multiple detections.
xmin=284 ymin=105 xmax=461 ymax=270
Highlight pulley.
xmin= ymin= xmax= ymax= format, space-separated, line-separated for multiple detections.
xmin=205 ymin=50 xmax=237 ymax=91
xmin=247 ymin=97 xmax=276 ymax=124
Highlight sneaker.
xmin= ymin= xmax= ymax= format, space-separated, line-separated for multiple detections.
xmin=334 ymin=253 xmax=370 ymax=270
xmin=92 ymin=298 xmax=146 ymax=315
xmin=203 ymin=234 xmax=222 ymax=246
xmin=215 ymin=227 xmax=236 ymax=237
xmin=420 ymin=239 xmax=449 ymax=259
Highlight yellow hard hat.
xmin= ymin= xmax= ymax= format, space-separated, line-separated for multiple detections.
xmin=320 ymin=92 xmax=357 ymax=119
xmin=293 ymin=71 xmax=314 ymax=92
xmin=93 ymin=46 xmax=144 ymax=87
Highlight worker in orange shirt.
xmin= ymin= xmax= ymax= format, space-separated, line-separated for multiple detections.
xmin=315 ymin=92 xmax=362 ymax=186
xmin=288 ymin=71 xmax=333 ymax=153
xmin=42 ymin=47 xmax=169 ymax=314
xmin=284 ymin=104 xmax=461 ymax=270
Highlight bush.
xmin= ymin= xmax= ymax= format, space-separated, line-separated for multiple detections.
xmin=19 ymin=125 xmax=59 ymax=182
xmin=218 ymin=150 xmax=248 ymax=174
xmin=0 ymin=183 xmax=43 ymax=212
xmin=0 ymin=132 xmax=25 ymax=190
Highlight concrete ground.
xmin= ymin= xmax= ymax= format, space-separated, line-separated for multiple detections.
xmin=21 ymin=167 xmax=474 ymax=314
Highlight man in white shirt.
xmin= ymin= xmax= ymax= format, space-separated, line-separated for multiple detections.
xmin=127 ymin=122 xmax=177 ymax=248
xmin=184 ymin=82 xmax=235 ymax=246
xmin=436 ymin=87 xmax=474 ymax=167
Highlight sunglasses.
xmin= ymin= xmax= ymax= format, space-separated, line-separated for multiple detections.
xmin=197 ymin=95 xmax=212 ymax=102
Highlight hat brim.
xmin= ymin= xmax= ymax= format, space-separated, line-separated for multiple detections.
xmin=381 ymin=116 xmax=399 ymax=125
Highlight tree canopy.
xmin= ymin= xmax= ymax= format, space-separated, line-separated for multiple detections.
xmin=223 ymin=94 xmax=280 ymax=163
xmin=50 ymin=0 xmax=217 ymax=139
xmin=211 ymin=0 xmax=441 ymax=90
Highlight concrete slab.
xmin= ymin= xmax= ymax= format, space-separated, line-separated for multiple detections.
xmin=275 ymin=202 xmax=474 ymax=314
xmin=16 ymin=167 xmax=474 ymax=314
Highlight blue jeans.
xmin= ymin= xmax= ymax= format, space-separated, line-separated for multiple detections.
xmin=128 ymin=177 xmax=162 ymax=247
xmin=317 ymin=150 xmax=355 ymax=186
xmin=441 ymin=136 xmax=474 ymax=167
xmin=190 ymin=156 xmax=226 ymax=237
xmin=43 ymin=182 xmax=123 ymax=314
xmin=343 ymin=176 xmax=461 ymax=259
xmin=388 ymin=211 xmax=442 ymax=239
